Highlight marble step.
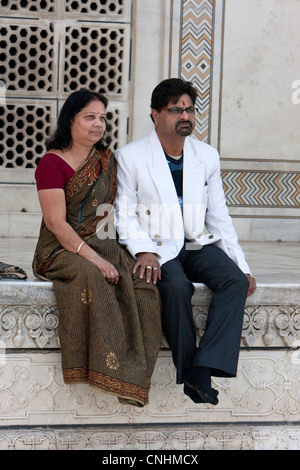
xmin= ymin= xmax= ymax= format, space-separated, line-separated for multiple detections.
xmin=0 ymin=184 xmax=40 ymax=213
xmin=0 ymin=212 xmax=41 ymax=238
xmin=0 ymin=246 xmax=300 ymax=449
xmin=0 ymin=280 xmax=299 ymax=429
xmin=0 ymin=183 xmax=41 ymax=237
xmin=1 ymin=423 xmax=300 ymax=450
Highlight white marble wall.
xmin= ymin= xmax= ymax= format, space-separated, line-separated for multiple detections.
xmin=129 ymin=0 xmax=300 ymax=242
xmin=218 ymin=0 xmax=300 ymax=241
xmin=0 ymin=0 xmax=299 ymax=241
xmin=220 ymin=0 xmax=300 ymax=160
xmin=128 ymin=0 xmax=182 ymax=141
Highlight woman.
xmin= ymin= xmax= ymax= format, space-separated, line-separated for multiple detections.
xmin=33 ymin=90 xmax=162 ymax=407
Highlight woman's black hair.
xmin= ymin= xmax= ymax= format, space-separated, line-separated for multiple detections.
xmin=46 ymin=90 xmax=111 ymax=151
xmin=150 ymin=78 xmax=198 ymax=111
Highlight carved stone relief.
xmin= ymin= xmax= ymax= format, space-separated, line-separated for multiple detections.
xmin=1 ymin=424 xmax=300 ymax=450
xmin=0 ymin=305 xmax=59 ymax=348
xmin=0 ymin=351 xmax=299 ymax=427
xmin=1 ymin=300 xmax=300 ymax=349
xmin=193 ymin=304 xmax=300 ymax=348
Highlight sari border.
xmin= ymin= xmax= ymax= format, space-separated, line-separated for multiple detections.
xmin=62 ymin=367 xmax=150 ymax=406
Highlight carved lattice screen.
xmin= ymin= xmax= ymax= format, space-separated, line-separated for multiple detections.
xmin=0 ymin=0 xmax=131 ymax=174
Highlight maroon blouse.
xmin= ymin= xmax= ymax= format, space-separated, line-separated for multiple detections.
xmin=35 ymin=153 xmax=75 ymax=190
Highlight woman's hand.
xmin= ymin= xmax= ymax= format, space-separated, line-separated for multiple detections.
xmin=90 ymin=254 xmax=119 ymax=284
xmin=38 ymin=188 xmax=119 ymax=284
xmin=76 ymin=242 xmax=119 ymax=284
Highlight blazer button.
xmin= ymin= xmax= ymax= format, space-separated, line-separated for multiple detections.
xmin=157 ymin=241 xmax=162 ymax=246
xmin=154 ymin=234 xmax=160 ymax=239
xmin=209 ymin=235 xmax=214 ymax=239
xmin=146 ymin=210 xmax=151 ymax=215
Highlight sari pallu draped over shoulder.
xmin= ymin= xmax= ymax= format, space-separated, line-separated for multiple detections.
xmin=33 ymin=148 xmax=162 ymax=407
xmin=33 ymin=147 xmax=117 ymax=277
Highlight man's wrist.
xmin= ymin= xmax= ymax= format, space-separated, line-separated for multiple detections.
xmin=136 ymin=252 xmax=158 ymax=258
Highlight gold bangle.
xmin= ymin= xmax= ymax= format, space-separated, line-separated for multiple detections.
xmin=77 ymin=241 xmax=85 ymax=254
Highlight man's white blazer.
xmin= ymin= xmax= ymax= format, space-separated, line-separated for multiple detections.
xmin=115 ymin=129 xmax=250 ymax=274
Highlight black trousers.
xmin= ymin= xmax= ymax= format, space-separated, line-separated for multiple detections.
xmin=157 ymin=244 xmax=249 ymax=383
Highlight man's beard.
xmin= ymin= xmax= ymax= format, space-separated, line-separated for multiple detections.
xmin=175 ymin=120 xmax=194 ymax=136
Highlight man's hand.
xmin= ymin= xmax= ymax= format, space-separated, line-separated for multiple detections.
xmin=245 ymin=274 xmax=256 ymax=297
xmin=133 ymin=252 xmax=161 ymax=284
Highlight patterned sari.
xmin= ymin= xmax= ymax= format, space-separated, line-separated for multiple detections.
xmin=33 ymin=148 xmax=162 ymax=406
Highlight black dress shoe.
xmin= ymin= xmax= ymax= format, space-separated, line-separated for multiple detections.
xmin=183 ymin=367 xmax=219 ymax=406
xmin=184 ymin=384 xmax=205 ymax=403
xmin=184 ymin=379 xmax=219 ymax=405
xmin=184 ymin=384 xmax=219 ymax=404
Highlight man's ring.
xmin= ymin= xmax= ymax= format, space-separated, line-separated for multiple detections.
xmin=110 ymin=272 xmax=114 ymax=276
xmin=153 ymin=267 xmax=158 ymax=270
xmin=146 ymin=266 xmax=152 ymax=269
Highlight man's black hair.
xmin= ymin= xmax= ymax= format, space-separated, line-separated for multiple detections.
xmin=151 ymin=78 xmax=198 ymax=110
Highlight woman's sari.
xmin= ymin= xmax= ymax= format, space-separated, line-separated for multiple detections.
xmin=33 ymin=148 xmax=162 ymax=406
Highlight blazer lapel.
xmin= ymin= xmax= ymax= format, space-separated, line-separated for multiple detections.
xmin=147 ymin=130 xmax=184 ymax=242
xmin=148 ymin=130 xmax=180 ymax=207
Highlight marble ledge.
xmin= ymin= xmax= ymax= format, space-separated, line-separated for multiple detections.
xmin=1 ymin=279 xmax=300 ymax=350
xmin=1 ymin=279 xmax=300 ymax=307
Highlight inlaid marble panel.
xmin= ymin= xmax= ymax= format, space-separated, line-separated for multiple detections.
xmin=181 ymin=0 xmax=213 ymax=142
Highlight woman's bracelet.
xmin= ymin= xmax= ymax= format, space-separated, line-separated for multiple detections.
xmin=77 ymin=240 xmax=85 ymax=255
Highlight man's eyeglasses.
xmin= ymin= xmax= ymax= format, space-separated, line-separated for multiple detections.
xmin=159 ymin=106 xmax=198 ymax=116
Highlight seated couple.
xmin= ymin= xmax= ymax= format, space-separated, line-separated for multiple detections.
xmin=33 ymin=80 xmax=256 ymax=407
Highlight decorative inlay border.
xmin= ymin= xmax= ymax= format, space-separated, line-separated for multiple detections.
xmin=181 ymin=0 xmax=214 ymax=142
xmin=222 ymin=170 xmax=300 ymax=208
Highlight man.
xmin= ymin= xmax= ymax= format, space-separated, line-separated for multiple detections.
xmin=115 ymin=78 xmax=256 ymax=405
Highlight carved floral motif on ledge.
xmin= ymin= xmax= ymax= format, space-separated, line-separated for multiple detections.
xmin=0 ymin=304 xmax=300 ymax=349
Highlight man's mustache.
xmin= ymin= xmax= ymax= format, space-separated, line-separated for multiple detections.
xmin=175 ymin=120 xmax=193 ymax=128
xmin=175 ymin=120 xmax=193 ymax=134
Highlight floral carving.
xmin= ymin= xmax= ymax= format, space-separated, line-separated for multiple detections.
xmin=24 ymin=307 xmax=59 ymax=348
xmin=274 ymin=307 xmax=300 ymax=346
xmin=193 ymin=305 xmax=300 ymax=348
xmin=0 ymin=305 xmax=59 ymax=348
